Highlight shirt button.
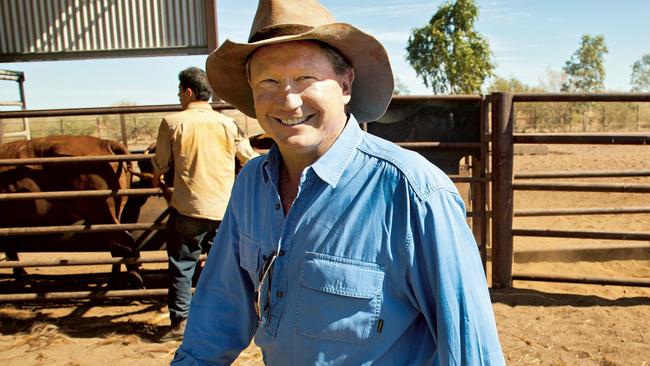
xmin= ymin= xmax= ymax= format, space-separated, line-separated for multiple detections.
xmin=278 ymin=250 xmax=285 ymax=256
xmin=275 ymin=203 xmax=281 ymax=210
xmin=276 ymin=290 xmax=284 ymax=298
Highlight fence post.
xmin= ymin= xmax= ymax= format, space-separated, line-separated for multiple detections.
xmin=119 ymin=114 xmax=128 ymax=148
xmin=491 ymin=92 xmax=514 ymax=289
xmin=473 ymin=96 xmax=489 ymax=272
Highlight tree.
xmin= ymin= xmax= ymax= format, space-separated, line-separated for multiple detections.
xmin=406 ymin=0 xmax=494 ymax=94
xmin=561 ymin=34 xmax=608 ymax=92
xmin=630 ymin=53 xmax=650 ymax=92
xmin=538 ymin=68 xmax=568 ymax=92
xmin=393 ymin=76 xmax=411 ymax=95
xmin=487 ymin=76 xmax=531 ymax=93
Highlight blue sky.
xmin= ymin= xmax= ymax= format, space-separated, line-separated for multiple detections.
xmin=1 ymin=0 xmax=649 ymax=110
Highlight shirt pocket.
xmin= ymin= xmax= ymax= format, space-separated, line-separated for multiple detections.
xmin=294 ymin=252 xmax=384 ymax=344
xmin=238 ymin=233 xmax=260 ymax=286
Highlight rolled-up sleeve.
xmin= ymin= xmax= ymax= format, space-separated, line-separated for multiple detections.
xmin=171 ymin=197 xmax=259 ymax=365
xmin=406 ymin=189 xmax=505 ymax=365
xmin=233 ymin=125 xmax=259 ymax=164
xmin=152 ymin=119 xmax=173 ymax=178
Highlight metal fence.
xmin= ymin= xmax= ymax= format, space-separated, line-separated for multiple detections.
xmin=491 ymin=92 xmax=650 ymax=289
xmin=0 ymin=97 xmax=489 ymax=301
xmin=2 ymin=93 xmax=650 ymax=302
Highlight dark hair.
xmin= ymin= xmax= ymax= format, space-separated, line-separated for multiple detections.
xmin=245 ymin=40 xmax=353 ymax=82
xmin=178 ymin=67 xmax=212 ymax=101
xmin=315 ymin=41 xmax=352 ymax=76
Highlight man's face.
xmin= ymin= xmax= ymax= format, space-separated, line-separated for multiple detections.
xmin=248 ymin=41 xmax=354 ymax=163
xmin=178 ymin=84 xmax=191 ymax=109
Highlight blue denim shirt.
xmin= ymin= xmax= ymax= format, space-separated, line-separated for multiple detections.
xmin=172 ymin=117 xmax=505 ymax=365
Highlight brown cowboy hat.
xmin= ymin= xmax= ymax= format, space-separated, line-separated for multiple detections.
xmin=206 ymin=0 xmax=394 ymax=123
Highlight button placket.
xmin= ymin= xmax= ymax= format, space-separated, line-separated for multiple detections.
xmin=266 ymin=169 xmax=315 ymax=335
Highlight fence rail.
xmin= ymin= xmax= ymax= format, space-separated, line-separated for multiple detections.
xmin=515 ymin=169 xmax=650 ymax=179
xmin=492 ymin=92 xmax=650 ymax=289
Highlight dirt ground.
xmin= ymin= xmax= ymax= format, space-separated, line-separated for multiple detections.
xmin=1 ymin=143 xmax=649 ymax=365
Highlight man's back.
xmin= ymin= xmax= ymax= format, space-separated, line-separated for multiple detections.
xmin=153 ymin=102 xmax=254 ymax=221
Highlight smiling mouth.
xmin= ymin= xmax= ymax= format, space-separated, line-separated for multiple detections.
xmin=275 ymin=114 xmax=315 ymax=126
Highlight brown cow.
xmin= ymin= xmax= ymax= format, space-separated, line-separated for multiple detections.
xmin=0 ymin=135 xmax=143 ymax=288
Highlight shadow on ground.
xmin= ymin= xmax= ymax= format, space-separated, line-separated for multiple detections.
xmin=0 ymin=299 xmax=168 ymax=342
xmin=490 ymin=287 xmax=650 ymax=307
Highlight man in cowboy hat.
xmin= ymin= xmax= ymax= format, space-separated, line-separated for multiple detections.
xmin=172 ymin=0 xmax=504 ymax=364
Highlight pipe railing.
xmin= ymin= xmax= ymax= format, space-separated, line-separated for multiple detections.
xmin=0 ymin=223 xmax=163 ymax=236
xmin=0 ymin=153 xmax=150 ymax=166
xmin=0 ymin=253 xmax=206 ymax=268
xmin=0 ymin=188 xmax=165 ymax=201
xmin=515 ymin=169 xmax=650 ymax=179
xmin=491 ymin=92 xmax=650 ymax=289
xmin=512 ymin=182 xmax=650 ymax=193
xmin=514 ymin=207 xmax=650 ymax=217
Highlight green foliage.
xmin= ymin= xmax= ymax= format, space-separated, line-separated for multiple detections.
xmin=561 ymin=34 xmax=608 ymax=92
xmin=406 ymin=0 xmax=494 ymax=94
xmin=487 ymin=76 xmax=535 ymax=93
xmin=630 ymin=53 xmax=650 ymax=92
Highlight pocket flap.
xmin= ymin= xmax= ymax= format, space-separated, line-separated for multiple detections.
xmin=300 ymin=252 xmax=384 ymax=299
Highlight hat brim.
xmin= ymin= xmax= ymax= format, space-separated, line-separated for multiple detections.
xmin=206 ymin=23 xmax=394 ymax=123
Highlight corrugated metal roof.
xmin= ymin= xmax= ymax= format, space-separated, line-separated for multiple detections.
xmin=0 ymin=0 xmax=218 ymax=62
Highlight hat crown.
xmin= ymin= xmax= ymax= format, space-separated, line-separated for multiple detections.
xmin=249 ymin=0 xmax=337 ymax=41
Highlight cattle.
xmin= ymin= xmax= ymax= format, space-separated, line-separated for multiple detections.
xmin=0 ymin=135 xmax=143 ymax=288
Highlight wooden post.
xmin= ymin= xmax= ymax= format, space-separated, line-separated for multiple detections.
xmin=472 ymin=96 xmax=489 ymax=272
xmin=120 ymin=114 xmax=128 ymax=148
xmin=491 ymin=92 xmax=514 ymax=289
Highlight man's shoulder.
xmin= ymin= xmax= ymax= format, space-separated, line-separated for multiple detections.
xmin=164 ymin=108 xmax=235 ymax=126
xmin=358 ymin=133 xmax=458 ymax=200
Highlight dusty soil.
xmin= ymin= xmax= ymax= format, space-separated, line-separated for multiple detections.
xmin=1 ymin=143 xmax=649 ymax=365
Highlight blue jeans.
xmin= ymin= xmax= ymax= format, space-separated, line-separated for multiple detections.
xmin=166 ymin=209 xmax=219 ymax=324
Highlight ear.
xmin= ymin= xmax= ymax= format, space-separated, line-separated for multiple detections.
xmin=340 ymin=68 xmax=355 ymax=105
xmin=184 ymin=87 xmax=195 ymax=99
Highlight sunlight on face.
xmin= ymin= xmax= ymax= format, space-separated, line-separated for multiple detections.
xmin=248 ymin=41 xmax=354 ymax=165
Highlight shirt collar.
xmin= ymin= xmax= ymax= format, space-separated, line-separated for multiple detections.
xmin=311 ymin=115 xmax=363 ymax=188
xmin=185 ymin=101 xmax=212 ymax=110
xmin=262 ymin=144 xmax=281 ymax=184
xmin=261 ymin=115 xmax=363 ymax=188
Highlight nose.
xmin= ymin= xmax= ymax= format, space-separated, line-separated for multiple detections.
xmin=278 ymin=83 xmax=302 ymax=111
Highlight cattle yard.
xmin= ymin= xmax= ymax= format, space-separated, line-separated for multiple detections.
xmin=1 ymin=93 xmax=650 ymax=365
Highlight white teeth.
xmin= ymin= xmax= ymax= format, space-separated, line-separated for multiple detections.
xmin=279 ymin=116 xmax=308 ymax=125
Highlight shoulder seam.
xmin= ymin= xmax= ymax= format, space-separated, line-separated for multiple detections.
xmin=355 ymin=138 xmax=439 ymax=201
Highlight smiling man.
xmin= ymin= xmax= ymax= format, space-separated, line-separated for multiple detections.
xmin=171 ymin=0 xmax=505 ymax=365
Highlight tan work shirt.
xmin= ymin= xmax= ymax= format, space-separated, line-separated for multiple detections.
xmin=152 ymin=101 xmax=258 ymax=220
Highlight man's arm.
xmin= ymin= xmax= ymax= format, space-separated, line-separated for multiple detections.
xmin=406 ymin=189 xmax=505 ymax=365
xmin=171 ymin=198 xmax=258 ymax=365
xmin=233 ymin=125 xmax=259 ymax=164
xmin=151 ymin=118 xmax=173 ymax=183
